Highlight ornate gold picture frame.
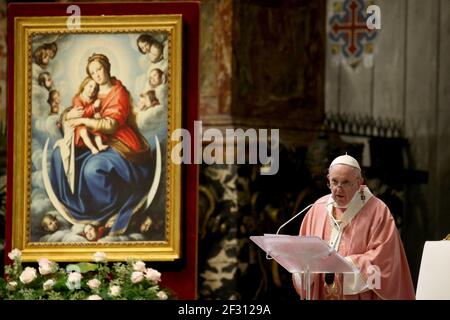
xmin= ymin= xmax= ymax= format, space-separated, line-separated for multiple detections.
xmin=10 ymin=14 xmax=182 ymax=262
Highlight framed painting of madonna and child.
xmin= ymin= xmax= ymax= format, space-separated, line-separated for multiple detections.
xmin=6 ymin=13 xmax=183 ymax=262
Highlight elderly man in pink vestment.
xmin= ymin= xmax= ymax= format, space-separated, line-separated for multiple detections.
xmin=292 ymin=154 xmax=415 ymax=300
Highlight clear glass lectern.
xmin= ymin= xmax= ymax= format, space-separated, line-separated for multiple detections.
xmin=250 ymin=234 xmax=355 ymax=300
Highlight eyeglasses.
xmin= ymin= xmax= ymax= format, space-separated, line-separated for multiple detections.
xmin=327 ymin=180 xmax=358 ymax=190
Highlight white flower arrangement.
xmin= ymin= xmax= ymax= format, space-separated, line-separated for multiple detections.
xmin=0 ymin=249 xmax=171 ymax=300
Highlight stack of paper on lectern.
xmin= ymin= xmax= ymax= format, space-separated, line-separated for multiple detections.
xmin=250 ymin=234 xmax=355 ymax=274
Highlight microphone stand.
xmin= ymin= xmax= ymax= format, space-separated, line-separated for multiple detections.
xmin=273 ymin=199 xmax=333 ymax=300
xmin=276 ymin=203 xmax=315 ymax=235
xmin=266 ymin=200 xmax=332 ymax=261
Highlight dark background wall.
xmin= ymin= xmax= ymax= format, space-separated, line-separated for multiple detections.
xmin=197 ymin=0 xmax=450 ymax=300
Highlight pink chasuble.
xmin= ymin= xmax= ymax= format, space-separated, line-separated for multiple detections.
xmin=298 ymin=193 xmax=415 ymax=300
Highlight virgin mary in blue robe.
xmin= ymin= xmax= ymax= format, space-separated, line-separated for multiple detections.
xmin=49 ymin=53 xmax=153 ymax=236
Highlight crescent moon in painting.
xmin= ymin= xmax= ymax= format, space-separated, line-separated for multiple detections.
xmin=42 ymin=135 xmax=162 ymax=224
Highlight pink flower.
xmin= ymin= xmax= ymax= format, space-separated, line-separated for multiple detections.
xmin=19 ymin=267 xmax=37 ymax=284
xmin=38 ymin=258 xmax=55 ymax=275
xmin=131 ymin=271 xmax=144 ymax=284
xmin=43 ymin=279 xmax=55 ymax=291
xmin=87 ymin=294 xmax=102 ymax=300
xmin=145 ymin=268 xmax=161 ymax=282
xmin=8 ymin=249 xmax=22 ymax=261
xmin=109 ymin=285 xmax=121 ymax=297
xmin=7 ymin=281 xmax=17 ymax=291
xmin=87 ymin=279 xmax=101 ymax=290
xmin=157 ymin=291 xmax=168 ymax=300
xmin=133 ymin=261 xmax=146 ymax=272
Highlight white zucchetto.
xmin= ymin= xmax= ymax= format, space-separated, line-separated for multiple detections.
xmin=329 ymin=154 xmax=361 ymax=171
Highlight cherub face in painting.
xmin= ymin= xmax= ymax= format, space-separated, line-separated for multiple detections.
xmin=140 ymin=216 xmax=153 ymax=233
xmin=138 ymin=40 xmax=151 ymax=54
xmin=149 ymin=69 xmax=163 ymax=87
xmin=44 ymin=74 xmax=53 ymax=89
xmin=50 ymin=91 xmax=60 ymax=113
xmin=51 ymin=105 xmax=59 ymax=114
xmin=84 ymin=224 xmax=97 ymax=241
xmin=148 ymin=44 xmax=163 ymax=63
xmin=54 ymin=91 xmax=60 ymax=104
xmin=43 ymin=215 xmax=58 ymax=233
xmin=82 ymin=79 xmax=98 ymax=101
xmin=41 ymin=49 xmax=53 ymax=66
xmin=46 ymin=48 xmax=56 ymax=59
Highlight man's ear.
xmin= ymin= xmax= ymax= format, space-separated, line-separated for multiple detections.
xmin=359 ymin=176 xmax=364 ymax=185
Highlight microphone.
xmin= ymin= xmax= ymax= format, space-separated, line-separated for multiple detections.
xmin=276 ymin=199 xmax=332 ymax=235
xmin=265 ymin=198 xmax=333 ymax=260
